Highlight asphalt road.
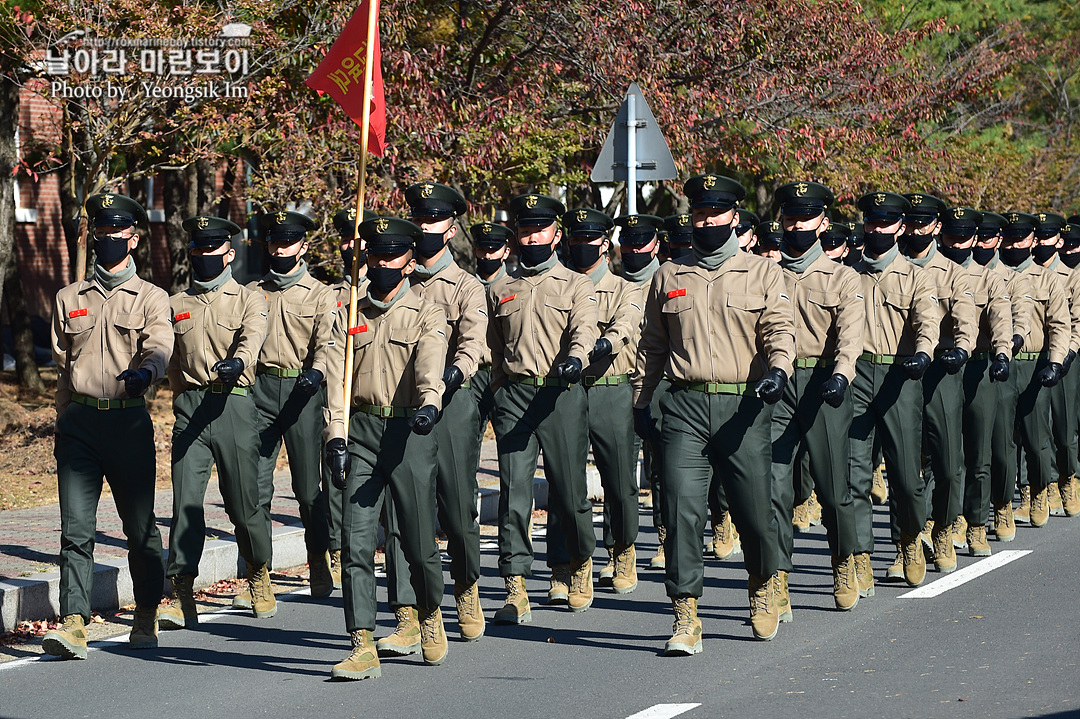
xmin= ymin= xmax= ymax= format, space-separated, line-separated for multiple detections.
xmin=2 ymin=503 xmax=1078 ymax=719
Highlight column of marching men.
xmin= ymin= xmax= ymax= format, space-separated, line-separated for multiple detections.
xmin=41 ymin=178 xmax=1080 ymax=677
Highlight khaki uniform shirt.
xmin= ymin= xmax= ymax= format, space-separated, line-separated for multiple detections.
xmin=584 ymin=264 xmax=644 ymax=379
xmin=853 ymin=251 xmax=940 ymax=357
xmin=780 ymin=251 xmax=864 ymax=382
xmin=167 ymin=277 xmax=268 ymax=391
xmin=987 ymin=256 xmax=1033 ymax=346
xmin=487 ymin=261 xmax=599 ymax=389
xmin=247 ymin=267 xmax=336 ymax=376
xmin=633 ymin=252 xmax=796 ymax=408
xmin=476 ymin=266 xmax=506 ymax=369
xmin=410 ymin=259 xmax=487 ymax=381
xmin=1047 ymin=258 xmax=1080 ymax=354
xmin=323 ymin=276 xmax=366 ymax=441
xmin=913 ymin=248 xmax=977 ymax=354
xmin=961 ymin=260 xmax=1013 ymax=356
xmin=51 ymin=272 xmax=173 ymax=413
xmin=1016 ymin=259 xmax=1070 ymax=363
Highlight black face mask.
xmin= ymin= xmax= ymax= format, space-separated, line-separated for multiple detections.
xmin=190 ymin=253 xmax=227 ymax=281
xmin=692 ymin=225 xmax=733 ymax=253
xmin=621 ymin=251 xmax=653 ymax=273
xmin=1061 ymin=251 xmax=1080 ymax=269
xmin=669 ymin=244 xmax=692 ymax=260
xmin=518 ymin=242 xmax=554 ymax=267
xmin=1032 ymin=244 xmax=1059 ymax=264
xmin=971 ymin=247 xmax=996 ymax=266
xmin=569 ymin=242 xmax=604 ymax=270
xmin=781 ymin=228 xmax=819 ymax=253
xmin=901 ymin=233 xmax=935 ymax=254
xmin=475 ymin=257 xmax=503 ymax=277
xmin=269 ymin=254 xmax=299 ymax=274
xmin=416 ymin=231 xmax=446 ymax=259
xmin=94 ymin=235 xmax=131 ymax=267
xmin=368 ymin=265 xmax=404 ymax=295
xmin=998 ymin=246 xmax=1030 ymax=267
xmin=938 ymin=246 xmax=971 ymax=265
xmin=863 ymin=231 xmax=897 ymax=257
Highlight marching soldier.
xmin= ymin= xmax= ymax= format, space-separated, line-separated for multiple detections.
xmin=752 ymin=221 xmax=782 ymax=262
xmin=487 ymin=193 xmax=599 ymax=622
xmin=634 ymin=174 xmax=796 ymax=651
xmin=378 ymin=183 xmax=488 ymax=651
xmin=663 ymin=214 xmax=694 ymax=261
xmin=1060 ymin=218 xmax=1080 ymax=516
xmin=327 ymin=217 xmax=448 ymax=680
xmin=769 ymin=181 xmax=864 ymax=615
xmin=736 ymin=209 xmax=760 ymax=250
xmin=158 ymin=215 xmax=275 ymax=627
xmin=821 ymin=221 xmax=851 ymax=262
xmin=471 ymin=221 xmax=513 ymax=441
xmin=44 ymin=193 xmax=170 ymax=659
xmin=847 ymin=192 xmax=939 ymax=590
xmin=241 ymin=211 xmax=335 ymax=607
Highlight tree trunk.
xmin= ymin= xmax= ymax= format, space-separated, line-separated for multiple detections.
xmin=58 ymin=104 xmax=82 ymax=283
xmin=0 ymin=76 xmax=19 ymax=313
xmin=3 ymin=250 xmax=45 ymax=393
xmin=196 ymin=158 xmax=216 ymax=216
xmin=129 ymin=177 xmax=155 ymax=283
xmin=161 ymin=167 xmax=191 ymax=294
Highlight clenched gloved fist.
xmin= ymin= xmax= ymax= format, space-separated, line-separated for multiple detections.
xmin=633 ymin=406 xmax=660 ymax=443
xmin=556 ymin=356 xmax=583 ymax=384
xmin=590 ymin=338 xmax=612 ymax=361
xmin=323 ymin=438 xmax=350 ymax=491
xmin=1011 ymin=334 xmax=1024 ymax=356
xmin=1037 ymin=362 xmax=1063 ymax=388
xmin=902 ymin=352 xmax=931 ymax=380
xmin=754 ymin=368 xmax=787 ymax=405
xmin=989 ymin=353 xmax=1010 ymax=383
xmin=116 ymin=368 xmax=152 ymax=397
xmin=820 ymin=373 xmax=849 ymax=409
xmin=410 ymin=405 xmax=439 ymax=435
xmin=212 ymin=357 xmax=244 ymax=384
xmin=443 ymin=365 xmax=465 ymax=394
xmin=940 ymin=347 xmax=969 ymax=375
xmin=295 ymin=368 xmax=324 ymax=397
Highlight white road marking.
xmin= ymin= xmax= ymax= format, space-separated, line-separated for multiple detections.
xmin=625 ymin=704 xmax=701 ymax=719
xmin=898 ymin=550 xmax=1032 ymax=598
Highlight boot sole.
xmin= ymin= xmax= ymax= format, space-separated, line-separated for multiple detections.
xmin=422 ymin=649 xmax=448 ymax=666
xmin=231 ymin=598 xmax=252 ymax=610
xmin=835 ymin=595 xmax=859 ymax=611
xmin=157 ymin=616 xmax=198 ymax=630
xmin=649 ymin=560 xmax=666 ymax=570
xmin=779 ymin=610 xmax=793 ymax=623
xmin=310 ymin=585 xmax=334 ymax=599
xmin=904 ymin=574 xmax=926 ymax=587
xmin=376 ymin=642 xmax=420 ymax=656
xmin=664 ymin=639 xmax=702 ymax=656
xmin=712 ymin=545 xmax=742 ymax=560
xmin=42 ymin=635 xmax=87 ymax=660
xmin=253 ymin=606 xmax=278 ymax=619
xmin=612 ymin=582 xmax=638 ymax=595
xmin=331 ymin=666 xmax=381 ymax=680
xmin=567 ymin=599 xmax=593 ymax=613
xmin=1030 ymin=518 xmax=1049 ymax=528
xmin=492 ymin=610 xmax=531 ymax=625
xmin=969 ymin=548 xmax=992 ymax=557
xmin=459 ymin=628 xmax=485 ymax=642
xmin=994 ymin=531 xmax=1016 ymax=542
xmin=858 ymin=585 xmax=875 ymax=598
xmin=129 ymin=638 xmax=159 ymax=650
xmin=545 ymin=594 xmax=568 ymax=605
xmin=935 ymin=563 xmax=957 ymax=574
xmin=752 ymin=626 xmax=779 ymax=641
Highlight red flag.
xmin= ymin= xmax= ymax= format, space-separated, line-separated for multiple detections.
xmin=305 ymin=0 xmax=386 ymax=156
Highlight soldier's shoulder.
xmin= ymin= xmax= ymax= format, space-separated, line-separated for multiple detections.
xmin=55 ymin=280 xmax=91 ymax=305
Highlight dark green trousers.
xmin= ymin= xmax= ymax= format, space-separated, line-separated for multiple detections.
xmin=991 ymin=359 xmax=1026 ymax=504
xmin=1013 ymin=358 xmax=1055 ymax=493
xmin=848 ymin=360 xmax=925 ymax=554
xmin=1050 ymin=363 xmax=1079 ymax=481
xmin=643 ymin=378 xmax=670 ymax=530
xmin=55 ymin=403 xmax=164 ymax=621
xmin=492 ymin=381 xmax=595 ymax=577
xmin=323 ymin=461 xmax=344 ymax=553
xmin=771 ymin=365 xmax=858 ymax=571
xmin=253 ymin=374 xmax=330 ymax=559
xmin=385 ymin=383 xmax=482 ymax=607
xmin=471 ymin=366 xmax=496 ymax=445
xmin=341 ymin=412 xmax=442 ymax=633
xmin=659 ymin=385 xmax=777 ymax=597
xmin=168 ymin=389 xmax=271 ymax=576
xmin=961 ymin=357 xmax=999 ymax=524
xmin=920 ymin=361 xmax=965 ymax=528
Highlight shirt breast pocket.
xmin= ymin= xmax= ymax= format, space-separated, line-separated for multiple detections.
xmin=387 ymin=326 xmax=421 ymax=368
xmin=883 ymin=291 xmax=913 ymax=312
xmin=216 ymin=316 xmax=243 ymax=355
xmin=972 ymin=291 xmax=989 ymax=308
xmin=63 ymin=313 xmax=95 ymax=360
xmin=661 ymin=293 xmax=694 ymax=345
xmin=724 ymin=293 xmax=765 ymax=338
xmin=284 ymin=302 xmax=315 ymax=330
xmin=115 ymin=312 xmax=145 ymax=355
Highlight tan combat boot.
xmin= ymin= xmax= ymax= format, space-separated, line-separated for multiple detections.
xmin=1030 ymin=484 xmax=1050 ymax=527
xmin=792 ymin=500 xmax=811 ymax=532
xmin=129 ymin=605 xmax=158 ymax=650
xmin=993 ymin=503 xmax=1016 ymax=541
xmin=886 ymin=545 xmax=904 ymax=581
xmin=967 ymin=523 xmax=991 ymax=557
xmin=639 ymin=488 xmax=654 ymax=509
xmin=807 ymin=491 xmax=822 ymax=527
xmin=331 ymin=630 xmax=381 ymax=680
xmin=612 ymin=544 xmax=638 ymax=594
xmin=376 ymin=606 xmax=421 ymax=655
xmin=650 ymin=526 xmax=667 ymax=570
xmin=748 ymin=574 xmax=780 ymax=641
xmin=855 ymin=552 xmax=875 ymax=597
xmin=42 ymin=614 xmax=88 ymax=660
xmin=568 ymin=557 xmax=594 ymax=612
xmin=598 ymin=547 xmax=615 ymax=587
xmin=712 ymin=511 xmax=741 ymax=560
xmin=1013 ymin=485 xmax=1031 ymax=523
xmin=546 ymin=564 xmax=570 ymax=605
xmin=418 ymin=606 xmax=448 ymax=666
xmin=870 ymin=465 xmax=889 ymax=505
xmin=1048 ymin=481 xmax=1065 ymax=516
xmin=920 ymin=519 xmax=935 ymax=561
xmin=951 ymin=515 xmax=968 ymax=550
xmin=493 ymin=575 xmax=531 ymax=624
xmin=158 ymin=574 xmax=198 ymax=630
xmin=1060 ymin=475 xmax=1080 ymax=516
xmin=454 ymin=581 xmax=485 ymax=642
xmin=329 ymin=549 xmax=343 ymax=589
xmin=664 ymin=597 xmax=702 ymax=656
xmin=777 ymin=570 xmax=792 ymax=623
xmin=308 ymin=550 xmax=334 ymax=599
xmin=832 ymin=554 xmax=859 ymax=611
xmin=247 ymin=562 xmax=277 ymax=618
xmin=900 ymin=532 xmax=927 ymax=587
xmin=932 ymin=523 xmax=957 ymax=573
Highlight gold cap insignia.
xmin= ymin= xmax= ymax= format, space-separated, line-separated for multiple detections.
xmin=874 ymin=193 xmax=886 ymax=206
xmin=525 ymin=195 xmax=538 ymax=209
xmin=628 ymin=216 xmax=639 ymax=227
xmin=953 ymin=208 xmax=964 ymax=219
xmin=771 ymin=221 xmax=780 ymax=231
xmin=1038 ymin=213 xmax=1047 ymax=222
xmin=197 ymin=217 xmax=209 ymax=229
xmin=1007 ymin=213 xmax=1019 ymax=223
xmin=374 ymin=218 xmax=389 ymax=233
xmin=702 ymin=175 xmax=717 ymax=190
xmin=101 ymin=194 xmax=114 ymax=208
xmin=795 ymin=182 xmax=808 ymax=197
xmin=576 ymin=209 xmax=588 ymax=223
xmin=481 ymin=223 xmax=492 ymax=234
xmin=347 ymin=208 xmax=356 ymax=221
xmin=275 ymin=211 xmax=287 ymax=224
xmin=678 ymin=215 xmax=689 ymax=226
xmin=420 ymin=183 xmax=434 ymax=199
xmin=910 ymin=194 xmax=923 ymax=205
xmin=1066 ymin=224 xmax=1073 ymax=233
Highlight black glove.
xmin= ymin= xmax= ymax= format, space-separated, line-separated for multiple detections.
xmin=940 ymin=347 xmax=969 ymax=375
xmin=295 ymin=368 xmax=324 ymax=397
xmin=633 ymin=406 xmax=660 ymax=443
xmin=590 ymin=337 xmax=612 ymax=361
xmin=820 ymin=373 xmax=849 ymax=409
xmin=902 ymin=352 xmax=931 ymax=380
xmin=1011 ymin=334 xmax=1024 ymax=356
xmin=443 ymin=365 xmax=465 ymax=394
xmin=211 ymin=357 xmax=244 ymax=384
xmin=754 ymin=368 xmax=787 ymax=405
xmin=410 ymin=404 xmax=439 ymax=435
xmin=555 ymin=356 xmax=583 ymax=384
xmin=1064 ymin=350 xmax=1076 ymax=374
xmin=1037 ymin=362 xmax=1063 ymax=388
xmin=989 ymin=353 xmax=1010 ymax=383
xmin=323 ymin=438 xmax=350 ymax=491
xmin=116 ymin=368 xmax=152 ymax=397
